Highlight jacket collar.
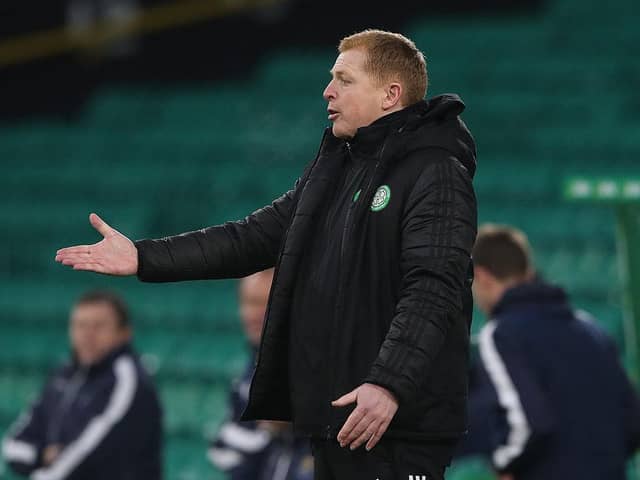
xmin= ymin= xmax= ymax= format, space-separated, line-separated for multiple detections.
xmin=491 ymin=280 xmax=569 ymax=318
xmin=322 ymin=94 xmax=471 ymax=163
xmin=345 ymin=101 xmax=425 ymax=156
xmin=70 ymin=342 xmax=133 ymax=375
xmin=318 ymin=101 xmax=428 ymax=159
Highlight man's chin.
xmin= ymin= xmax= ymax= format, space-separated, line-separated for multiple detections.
xmin=77 ymin=355 xmax=97 ymax=367
xmin=331 ymin=126 xmax=352 ymax=140
xmin=332 ymin=124 xmax=355 ymax=140
xmin=76 ymin=350 xmax=109 ymax=367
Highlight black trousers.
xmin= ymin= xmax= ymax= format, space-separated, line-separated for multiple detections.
xmin=311 ymin=438 xmax=454 ymax=480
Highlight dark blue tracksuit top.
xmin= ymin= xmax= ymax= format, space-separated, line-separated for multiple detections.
xmin=2 ymin=343 xmax=162 ymax=480
xmin=461 ymin=281 xmax=640 ymax=480
xmin=208 ymin=349 xmax=314 ymax=480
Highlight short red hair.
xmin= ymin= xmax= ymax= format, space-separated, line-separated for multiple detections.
xmin=339 ymin=29 xmax=428 ymax=106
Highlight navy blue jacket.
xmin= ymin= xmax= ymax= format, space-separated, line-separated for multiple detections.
xmin=208 ymin=350 xmax=313 ymax=480
xmin=467 ymin=281 xmax=640 ymax=479
xmin=2 ymin=344 xmax=162 ymax=480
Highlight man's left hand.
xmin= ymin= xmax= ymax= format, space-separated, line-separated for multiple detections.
xmin=332 ymin=383 xmax=398 ymax=451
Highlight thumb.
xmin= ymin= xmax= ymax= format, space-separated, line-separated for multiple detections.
xmin=89 ymin=213 xmax=113 ymax=237
xmin=332 ymin=388 xmax=358 ymax=407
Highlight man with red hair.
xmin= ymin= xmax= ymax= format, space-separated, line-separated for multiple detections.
xmin=56 ymin=29 xmax=477 ymax=480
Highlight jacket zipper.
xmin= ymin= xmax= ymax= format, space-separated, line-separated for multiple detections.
xmin=324 ymin=142 xmax=354 ymax=439
xmin=48 ymin=367 xmax=88 ymax=444
xmin=243 ymin=130 xmax=329 ymax=419
xmin=338 ymin=142 xmax=354 ymax=267
xmin=324 ymin=137 xmax=389 ymax=439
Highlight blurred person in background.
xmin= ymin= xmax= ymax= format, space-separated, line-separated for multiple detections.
xmin=1 ymin=290 xmax=162 ymax=480
xmin=55 ymin=28 xmax=477 ymax=480
xmin=208 ymin=269 xmax=313 ymax=480
xmin=464 ymin=224 xmax=640 ymax=480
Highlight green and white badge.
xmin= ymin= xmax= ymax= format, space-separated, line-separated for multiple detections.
xmin=353 ymin=185 xmax=391 ymax=211
xmin=370 ymin=185 xmax=391 ymax=211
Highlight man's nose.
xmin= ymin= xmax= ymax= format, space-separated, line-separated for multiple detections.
xmin=323 ymin=81 xmax=336 ymax=101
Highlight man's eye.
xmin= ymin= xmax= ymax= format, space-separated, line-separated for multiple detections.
xmin=340 ymin=78 xmax=351 ymax=85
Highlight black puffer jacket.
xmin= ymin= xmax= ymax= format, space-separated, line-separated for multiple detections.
xmin=135 ymin=94 xmax=477 ymax=443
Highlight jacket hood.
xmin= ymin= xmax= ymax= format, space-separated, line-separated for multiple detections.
xmin=399 ymin=94 xmax=476 ymax=178
xmin=492 ymin=281 xmax=570 ymax=318
xmin=346 ymin=93 xmax=476 ymax=178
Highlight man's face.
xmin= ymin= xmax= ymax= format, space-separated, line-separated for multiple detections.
xmin=472 ymin=267 xmax=504 ymax=317
xmin=69 ymin=302 xmax=130 ymax=366
xmin=323 ymin=48 xmax=389 ymax=139
xmin=239 ymin=272 xmax=273 ymax=347
xmin=471 ymin=277 xmax=491 ymax=317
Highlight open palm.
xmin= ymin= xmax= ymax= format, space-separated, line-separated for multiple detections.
xmin=55 ymin=213 xmax=138 ymax=276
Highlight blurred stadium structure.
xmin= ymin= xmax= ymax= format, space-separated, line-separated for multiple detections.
xmin=0 ymin=0 xmax=638 ymax=478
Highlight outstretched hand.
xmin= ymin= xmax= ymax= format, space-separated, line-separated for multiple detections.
xmin=55 ymin=213 xmax=138 ymax=276
xmin=332 ymin=383 xmax=398 ymax=451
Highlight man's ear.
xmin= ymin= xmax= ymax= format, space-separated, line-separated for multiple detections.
xmin=382 ymin=82 xmax=402 ymax=110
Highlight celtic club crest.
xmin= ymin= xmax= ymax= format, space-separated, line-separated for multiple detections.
xmin=371 ymin=185 xmax=391 ymax=212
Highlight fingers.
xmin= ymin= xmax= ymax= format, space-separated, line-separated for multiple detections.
xmin=349 ymin=420 xmax=380 ymax=450
xmin=337 ymin=407 xmax=368 ymax=446
xmin=56 ymin=245 xmax=90 ymax=256
xmin=89 ymin=213 xmax=113 ymax=237
xmin=56 ymin=253 xmax=91 ymax=264
xmin=332 ymin=389 xmax=358 ymax=407
xmin=341 ymin=415 xmax=390 ymax=451
xmin=343 ymin=415 xmax=370 ymax=447
xmin=56 ymin=249 xmax=100 ymax=271
xmin=335 ymin=384 xmax=399 ymax=451
xmin=73 ymin=263 xmax=107 ymax=274
xmin=365 ymin=420 xmax=390 ymax=451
